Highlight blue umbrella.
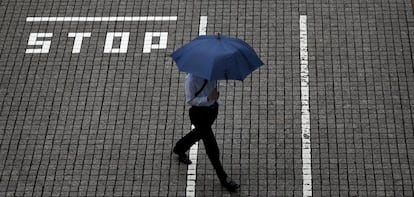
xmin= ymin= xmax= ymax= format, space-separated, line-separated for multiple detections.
xmin=171 ymin=35 xmax=264 ymax=81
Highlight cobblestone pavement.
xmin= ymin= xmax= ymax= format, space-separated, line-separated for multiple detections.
xmin=0 ymin=0 xmax=413 ymax=196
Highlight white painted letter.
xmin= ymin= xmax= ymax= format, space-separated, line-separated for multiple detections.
xmin=26 ymin=33 xmax=53 ymax=53
xmin=143 ymin=32 xmax=168 ymax=53
xmin=104 ymin=32 xmax=130 ymax=53
xmin=68 ymin=32 xmax=91 ymax=53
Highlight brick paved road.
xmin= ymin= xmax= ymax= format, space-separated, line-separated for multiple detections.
xmin=305 ymin=1 xmax=414 ymax=196
xmin=0 ymin=0 xmax=413 ymax=196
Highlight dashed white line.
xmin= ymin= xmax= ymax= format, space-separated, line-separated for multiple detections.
xmin=300 ymin=15 xmax=312 ymax=197
xmin=185 ymin=15 xmax=208 ymax=197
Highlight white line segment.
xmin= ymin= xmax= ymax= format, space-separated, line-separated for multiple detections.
xmin=300 ymin=15 xmax=312 ymax=197
xmin=26 ymin=16 xmax=177 ymax=22
xmin=198 ymin=16 xmax=208 ymax=36
xmin=185 ymin=16 xmax=208 ymax=197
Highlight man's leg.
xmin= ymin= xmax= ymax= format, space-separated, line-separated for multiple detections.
xmin=173 ymin=128 xmax=202 ymax=154
xmin=173 ymin=106 xmax=204 ymax=164
xmin=202 ymin=130 xmax=240 ymax=191
xmin=193 ymin=104 xmax=227 ymax=180
xmin=202 ymin=128 xmax=227 ymax=181
xmin=174 ymin=106 xmax=205 ymax=154
xmin=200 ymin=104 xmax=240 ymax=191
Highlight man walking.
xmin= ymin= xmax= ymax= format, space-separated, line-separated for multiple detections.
xmin=173 ymin=73 xmax=240 ymax=192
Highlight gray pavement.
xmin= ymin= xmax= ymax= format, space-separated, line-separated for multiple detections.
xmin=0 ymin=0 xmax=413 ymax=196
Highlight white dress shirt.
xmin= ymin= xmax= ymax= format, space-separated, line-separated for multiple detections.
xmin=185 ymin=74 xmax=217 ymax=106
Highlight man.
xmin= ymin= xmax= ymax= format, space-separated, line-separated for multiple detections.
xmin=173 ymin=73 xmax=240 ymax=192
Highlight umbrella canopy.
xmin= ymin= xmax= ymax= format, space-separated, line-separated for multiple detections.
xmin=171 ymin=35 xmax=264 ymax=81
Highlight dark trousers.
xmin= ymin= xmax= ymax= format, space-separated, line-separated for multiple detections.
xmin=174 ymin=102 xmax=227 ymax=181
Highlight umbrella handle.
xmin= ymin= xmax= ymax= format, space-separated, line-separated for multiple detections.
xmin=216 ymin=32 xmax=221 ymax=39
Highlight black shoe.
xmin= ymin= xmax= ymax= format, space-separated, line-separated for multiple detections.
xmin=173 ymin=150 xmax=192 ymax=165
xmin=220 ymin=177 xmax=240 ymax=192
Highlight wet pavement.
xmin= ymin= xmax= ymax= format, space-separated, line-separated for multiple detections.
xmin=0 ymin=0 xmax=413 ymax=196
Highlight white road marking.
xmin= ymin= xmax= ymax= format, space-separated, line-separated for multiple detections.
xmin=68 ymin=33 xmax=91 ymax=53
xmin=186 ymin=124 xmax=198 ymax=197
xmin=198 ymin=16 xmax=208 ymax=36
xmin=25 ymin=33 xmax=53 ymax=53
xmin=103 ymin=32 xmax=130 ymax=53
xmin=185 ymin=15 xmax=208 ymax=197
xmin=300 ymin=15 xmax=312 ymax=197
xmin=143 ymin=32 xmax=169 ymax=53
xmin=26 ymin=16 xmax=177 ymax=22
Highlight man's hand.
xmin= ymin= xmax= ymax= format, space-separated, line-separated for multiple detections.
xmin=208 ymin=88 xmax=219 ymax=101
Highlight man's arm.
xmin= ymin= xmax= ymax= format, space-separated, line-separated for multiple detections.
xmin=185 ymin=80 xmax=219 ymax=106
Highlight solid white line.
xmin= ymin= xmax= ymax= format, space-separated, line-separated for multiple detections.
xmin=185 ymin=15 xmax=208 ymax=197
xmin=26 ymin=16 xmax=178 ymax=22
xmin=300 ymin=15 xmax=312 ymax=197
xmin=198 ymin=16 xmax=208 ymax=36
